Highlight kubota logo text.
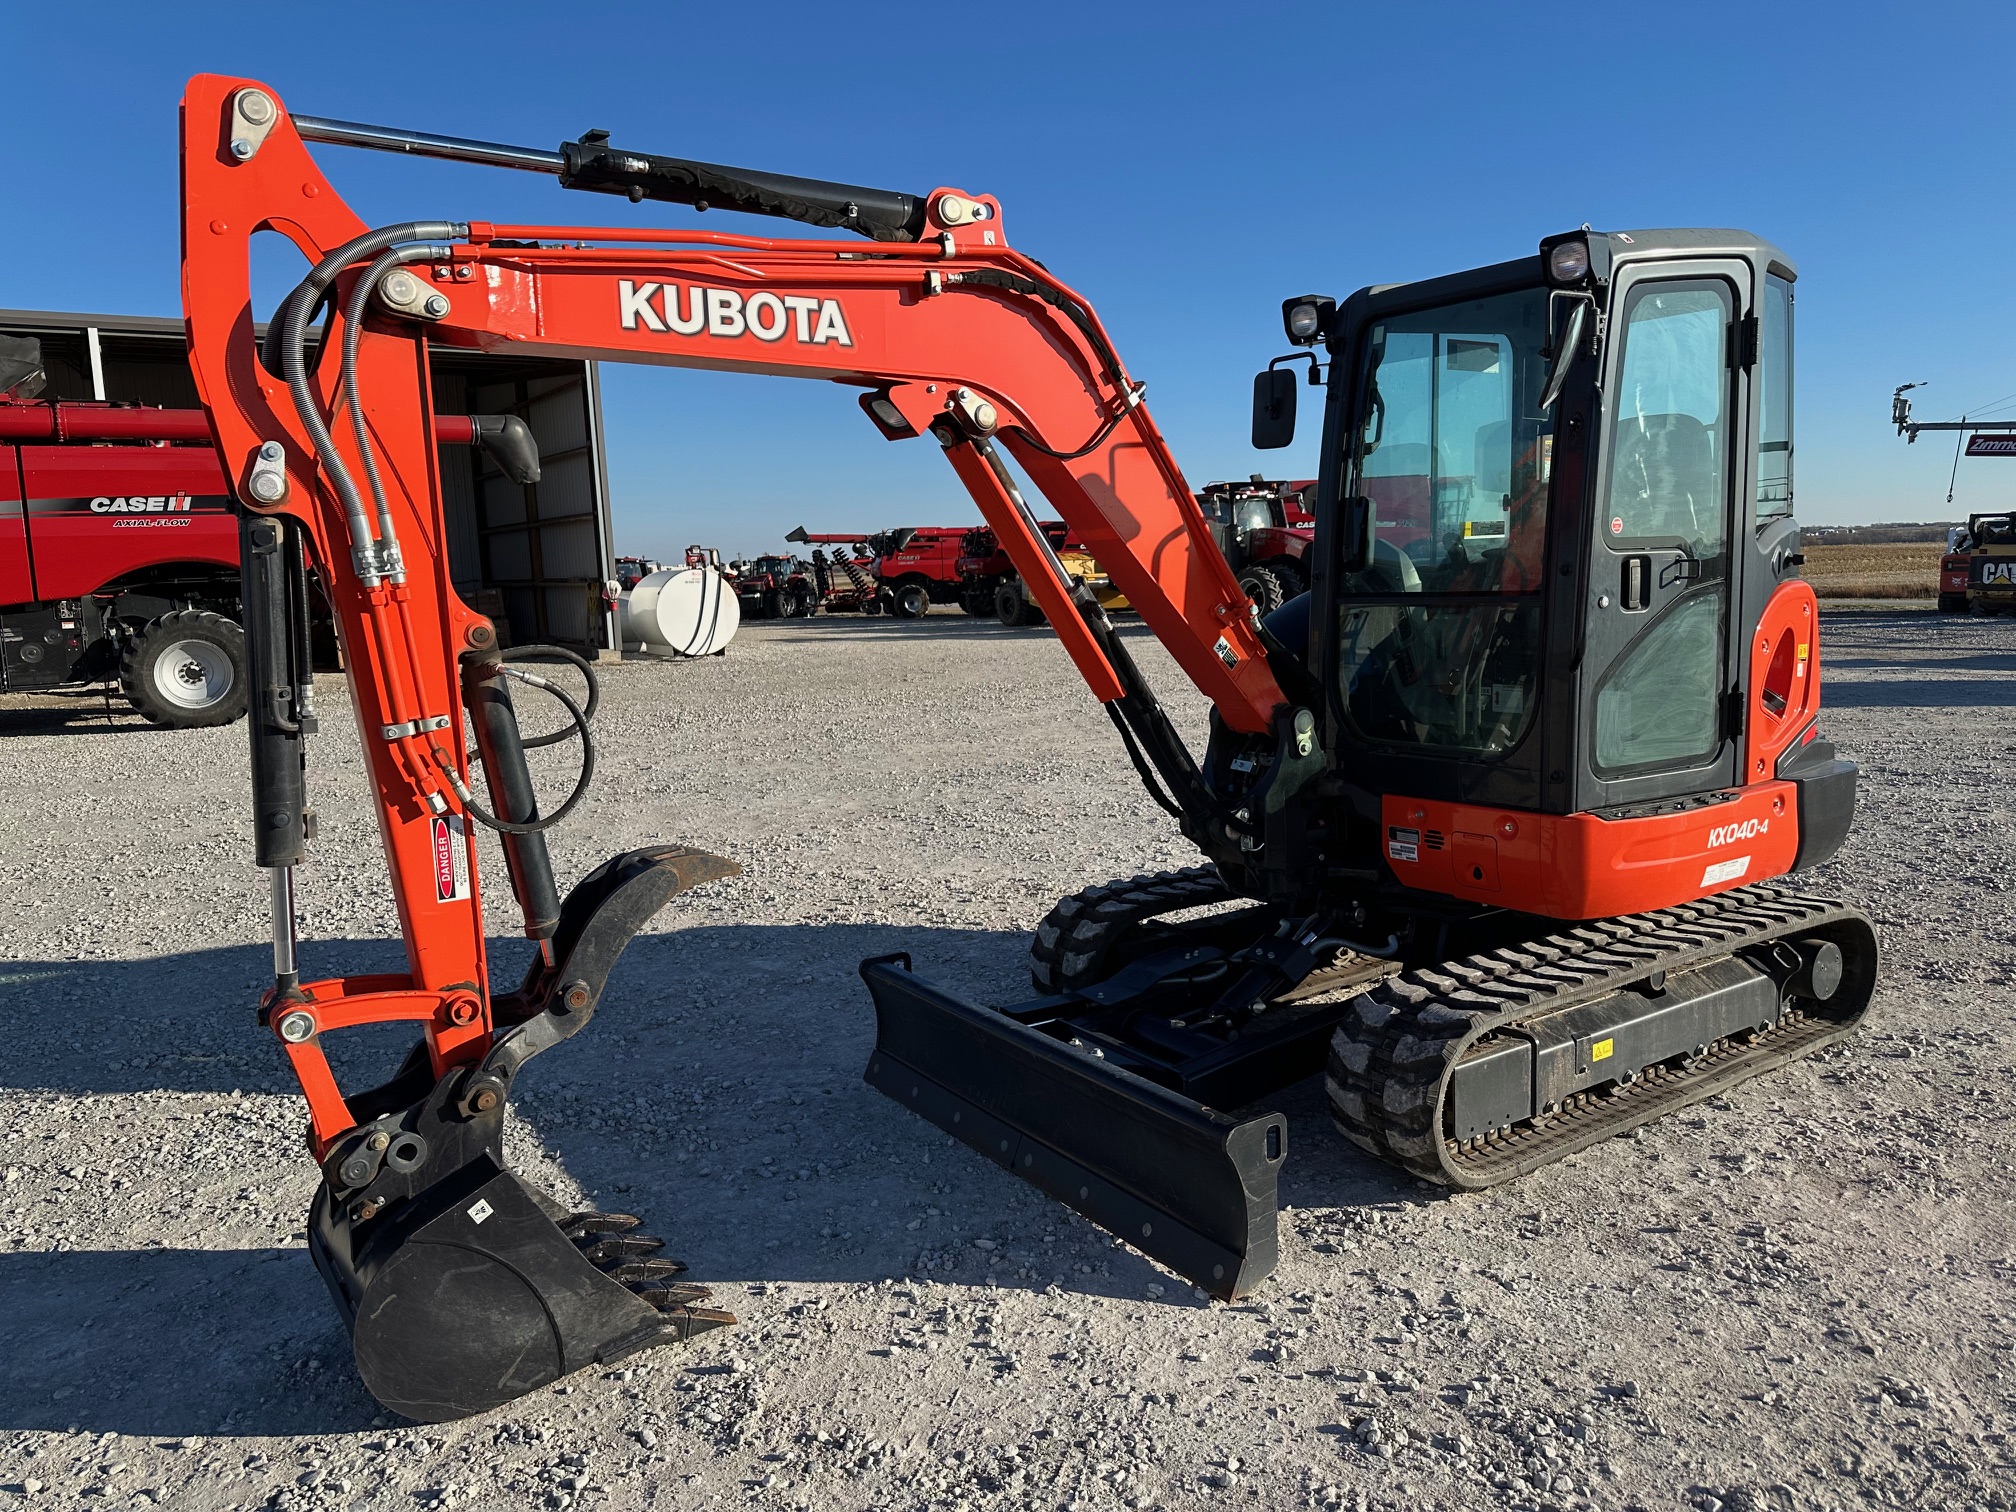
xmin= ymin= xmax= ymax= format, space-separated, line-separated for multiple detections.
xmin=91 ymin=494 xmax=193 ymax=513
xmin=617 ymin=279 xmax=853 ymax=346
xmin=1708 ymin=818 xmax=1768 ymax=847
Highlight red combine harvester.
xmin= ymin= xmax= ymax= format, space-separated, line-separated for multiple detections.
xmin=0 ymin=337 xmax=528 ymax=725
xmin=788 ymin=524 xmax=969 ymax=618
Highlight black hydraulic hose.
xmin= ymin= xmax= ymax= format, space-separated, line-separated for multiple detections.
xmin=447 ymin=667 xmax=596 ymax=835
xmin=500 ymin=643 xmax=600 ymax=747
xmin=945 ymin=268 xmax=1140 ymax=459
xmin=1105 ymin=703 xmax=1184 ymax=819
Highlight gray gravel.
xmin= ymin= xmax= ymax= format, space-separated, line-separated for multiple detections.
xmin=0 ymin=606 xmax=2011 ymax=1512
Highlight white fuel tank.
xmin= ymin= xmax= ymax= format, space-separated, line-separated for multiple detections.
xmin=620 ymin=568 xmax=740 ymax=657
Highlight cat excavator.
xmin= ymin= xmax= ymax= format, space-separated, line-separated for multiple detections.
xmin=177 ymin=75 xmax=1876 ymax=1421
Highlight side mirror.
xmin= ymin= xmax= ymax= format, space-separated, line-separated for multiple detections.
xmin=1252 ymin=367 xmax=1297 ymax=449
xmin=1538 ymin=299 xmax=1590 ymax=412
xmin=1341 ymin=496 xmax=1374 ymax=574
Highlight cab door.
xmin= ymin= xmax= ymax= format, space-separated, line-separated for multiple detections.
xmin=1578 ymin=261 xmax=1750 ymax=810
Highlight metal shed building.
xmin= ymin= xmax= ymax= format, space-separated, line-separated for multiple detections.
xmin=0 ymin=307 xmax=621 ymax=654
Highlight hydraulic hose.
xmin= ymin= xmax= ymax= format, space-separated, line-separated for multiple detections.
xmin=341 ymin=245 xmax=444 ymax=551
xmin=272 ymin=221 xmax=464 ymax=579
xmin=502 ymin=644 xmax=601 ymax=747
xmin=443 ymin=665 xmax=596 ymax=835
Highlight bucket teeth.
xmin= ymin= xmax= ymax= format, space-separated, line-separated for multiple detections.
xmin=561 ymin=1211 xmax=643 ymax=1238
xmin=601 ymin=1257 xmax=690 ymax=1283
xmin=575 ymin=1233 xmax=666 ymax=1263
xmin=655 ymin=1304 xmax=738 ymax=1342
xmin=634 ymin=1280 xmax=716 ymax=1308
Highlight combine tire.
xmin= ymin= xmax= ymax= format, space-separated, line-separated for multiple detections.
xmin=995 ymin=582 xmax=1047 ymax=627
xmin=890 ymin=581 xmax=933 ymax=620
xmin=862 ymin=595 xmax=885 ymax=617
xmin=120 ymin=610 xmax=248 ymax=729
xmin=1237 ymin=564 xmax=1289 ymax=615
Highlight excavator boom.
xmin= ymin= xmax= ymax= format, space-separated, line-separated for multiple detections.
xmin=180 ymin=75 xmax=1302 ymax=1419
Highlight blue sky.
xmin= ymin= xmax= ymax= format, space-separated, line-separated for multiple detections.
xmin=8 ymin=2 xmax=2015 ymax=556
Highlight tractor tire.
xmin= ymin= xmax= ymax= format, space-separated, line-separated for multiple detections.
xmin=1237 ymin=563 xmax=1289 ymax=615
xmin=890 ymin=581 xmax=933 ymax=620
xmin=119 ymin=610 xmax=249 ymax=729
xmin=1268 ymin=560 xmax=1308 ymax=600
xmin=762 ymin=589 xmax=786 ymax=620
xmin=788 ymin=585 xmax=818 ymax=618
xmin=995 ymin=582 xmax=1047 ymax=627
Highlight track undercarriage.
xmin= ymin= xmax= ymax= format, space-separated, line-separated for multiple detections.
xmin=862 ymin=868 xmax=1876 ymax=1300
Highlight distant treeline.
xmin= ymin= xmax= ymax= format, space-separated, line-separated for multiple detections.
xmin=1801 ymin=522 xmax=1956 ymax=544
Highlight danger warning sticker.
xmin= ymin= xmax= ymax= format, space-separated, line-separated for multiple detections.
xmin=432 ymin=815 xmax=472 ymax=903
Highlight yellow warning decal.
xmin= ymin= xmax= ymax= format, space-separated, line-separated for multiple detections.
xmin=1796 ymin=643 xmax=1809 ymax=659
xmin=1591 ymin=1037 xmax=1614 ymax=1062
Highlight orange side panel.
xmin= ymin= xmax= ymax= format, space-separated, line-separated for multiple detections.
xmin=1744 ymin=580 xmax=1819 ymax=782
xmin=1380 ymin=784 xmax=1800 ymax=921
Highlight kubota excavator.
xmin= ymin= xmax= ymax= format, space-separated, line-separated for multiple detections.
xmin=176 ymin=75 xmax=1876 ymax=1422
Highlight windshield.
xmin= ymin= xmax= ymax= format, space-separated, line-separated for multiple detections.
xmin=1336 ymin=285 xmax=1552 ymax=755
xmin=1347 ymin=287 xmax=1553 ymax=595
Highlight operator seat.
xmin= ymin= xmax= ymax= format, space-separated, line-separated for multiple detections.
xmin=1611 ymin=412 xmax=1716 ymax=541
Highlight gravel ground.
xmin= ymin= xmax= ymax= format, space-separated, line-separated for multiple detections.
xmin=1 ymin=606 xmax=2012 ymax=1512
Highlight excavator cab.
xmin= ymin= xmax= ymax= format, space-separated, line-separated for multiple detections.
xmin=1252 ymin=231 xmax=1850 ymax=897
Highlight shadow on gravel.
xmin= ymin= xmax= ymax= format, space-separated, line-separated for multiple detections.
xmin=0 ymin=696 xmax=154 ymax=737
xmin=0 ymin=1245 xmax=373 ymax=1436
xmin=1820 ymin=678 xmax=2016 ymax=709
xmin=2 ymin=922 xmax=1422 ymax=1433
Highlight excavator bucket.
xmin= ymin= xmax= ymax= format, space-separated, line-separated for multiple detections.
xmin=306 ymin=846 xmax=740 ymax=1422
xmin=860 ymin=955 xmax=1285 ymax=1300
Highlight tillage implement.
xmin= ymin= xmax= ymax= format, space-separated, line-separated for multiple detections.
xmin=177 ymin=75 xmax=1876 ymax=1418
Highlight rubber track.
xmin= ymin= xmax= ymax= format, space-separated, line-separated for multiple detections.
xmin=1324 ymin=885 xmax=1877 ymax=1189
xmin=1029 ymin=866 xmax=1233 ymax=993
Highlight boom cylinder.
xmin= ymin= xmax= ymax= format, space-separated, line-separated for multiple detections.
xmin=462 ymin=651 xmax=562 ymax=943
xmin=241 ymin=513 xmax=315 ymax=989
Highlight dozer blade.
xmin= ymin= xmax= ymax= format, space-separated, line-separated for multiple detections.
xmin=860 ymin=955 xmax=1284 ymax=1301
xmin=307 ymin=845 xmax=741 ymax=1422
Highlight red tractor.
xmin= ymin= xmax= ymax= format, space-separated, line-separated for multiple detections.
xmin=727 ymin=553 xmax=818 ymax=618
xmin=1196 ymin=476 xmax=1316 ymax=612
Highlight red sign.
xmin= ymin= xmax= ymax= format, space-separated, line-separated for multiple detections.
xmin=433 ymin=819 xmax=454 ymax=901
xmin=1965 ymin=435 xmax=2016 ymax=457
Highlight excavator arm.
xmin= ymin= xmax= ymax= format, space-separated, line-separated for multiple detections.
xmin=179 ymin=75 xmax=1300 ymax=1420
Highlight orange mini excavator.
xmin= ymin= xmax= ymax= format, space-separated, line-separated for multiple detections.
xmin=178 ymin=76 xmax=1875 ymax=1420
